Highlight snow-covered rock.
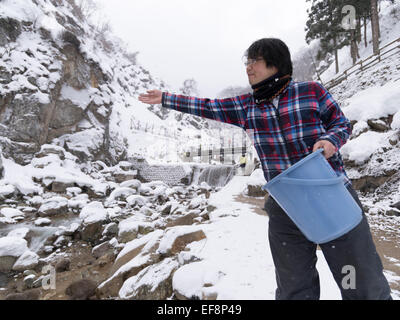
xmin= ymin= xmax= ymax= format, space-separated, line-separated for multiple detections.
xmin=7 ymin=227 xmax=31 ymax=241
xmin=34 ymin=217 xmax=51 ymax=226
xmin=0 ymin=207 xmax=24 ymax=219
xmin=38 ymin=196 xmax=68 ymax=216
xmin=189 ymin=195 xmax=206 ymax=209
xmin=115 ymin=229 xmax=164 ymax=271
xmin=341 ymin=131 xmax=394 ymax=165
xmin=12 ymin=250 xmax=39 ymax=271
xmin=0 ymin=236 xmax=29 ymax=272
xmin=157 ymin=225 xmax=206 ymax=256
xmin=119 ymin=257 xmax=179 ymax=300
xmin=66 ymin=187 xmax=82 ymax=197
xmin=107 ymin=187 xmax=137 ymax=203
xmin=245 ymin=168 xmax=267 ymax=197
xmin=126 ymin=194 xmax=147 ymax=207
xmin=118 ymin=217 xmax=155 ymax=243
xmin=120 ymin=179 xmax=141 ymax=189
xmin=68 ymin=193 xmax=89 ymax=210
xmin=97 ymin=229 xmax=164 ymax=299
xmin=79 ymin=201 xmax=108 ymax=224
xmin=172 ymin=261 xmax=226 ymax=300
xmin=29 ymin=195 xmax=44 ymax=207
xmin=0 ymin=184 xmax=15 ymax=199
xmin=0 ymin=237 xmax=28 ymax=257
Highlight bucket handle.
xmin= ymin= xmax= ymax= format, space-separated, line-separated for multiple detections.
xmin=279 ymin=174 xmax=346 ymax=186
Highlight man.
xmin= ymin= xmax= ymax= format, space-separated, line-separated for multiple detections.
xmin=138 ymin=38 xmax=392 ymax=300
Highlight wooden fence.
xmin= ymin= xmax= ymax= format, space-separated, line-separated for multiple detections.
xmin=323 ymin=36 xmax=400 ymax=90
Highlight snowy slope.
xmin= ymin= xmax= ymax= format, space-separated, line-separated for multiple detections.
xmin=172 ymin=176 xmax=400 ymax=299
xmin=319 ymin=0 xmax=400 ymax=84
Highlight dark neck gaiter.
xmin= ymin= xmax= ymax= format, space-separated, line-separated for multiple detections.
xmin=251 ymin=71 xmax=292 ymax=104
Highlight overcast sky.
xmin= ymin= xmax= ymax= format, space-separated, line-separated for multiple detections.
xmin=94 ymin=0 xmax=311 ymax=97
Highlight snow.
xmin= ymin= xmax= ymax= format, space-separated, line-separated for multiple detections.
xmin=188 ymin=196 xmax=205 ymax=209
xmin=0 ymin=207 xmax=24 ymax=219
xmin=1 ymin=145 xmax=110 ymax=201
xmin=392 ymin=110 xmax=400 ymax=130
xmin=172 ymin=261 xmax=226 ymax=299
xmin=126 ymin=194 xmax=147 ymax=207
xmin=247 ymin=168 xmax=266 ymax=186
xmin=341 ymin=131 xmax=394 ymax=164
xmin=0 ymin=184 xmax=15 ymax=197
xmin=172 ymin=176 xmax=343 ymax=299
xmin=32 ymin=90 xmax=51 ymax=104
xmin=107 ymin=187 xmax=137 ymax=203
xmin=351 ymin=120 xmax=369 ymax=137
xmin=0 ymin=0 xmax=42 ymax=22
xmin=60 ymin=85 xmax=91 ymax=110
xmin=68 ymin=193 xmax=89 ymax=210
xmin=344 ymin=80 xmax=400 ymax=122
xmin=0 ymin=236 xmax=28 ymax=257
xmin=38 ymin=196 xmax=68 ymax=214
xmin=7 ymin=227 xmax=30 ymax=239
xmin=120 ymin=179 xmax=141 ymax=189
xmin=79 ymin=201 xmax=108 ymax=224
xmin=66 ymin=187 xmax=82 ymax=197
xmin=34 ymin=217 xmax=51 ymax=226
xmin=2 ymin=157 xmax=42 ymax=195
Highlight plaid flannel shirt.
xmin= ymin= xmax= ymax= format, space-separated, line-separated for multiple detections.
xmin=161 ymin=80 xmax=352 ymax=187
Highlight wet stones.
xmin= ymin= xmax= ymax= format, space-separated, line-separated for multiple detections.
xmin=55 ymin=258 xmax=71 ymax=273
xmin=65 ymin=279 xmax=97 ymax=300
xmin=79 ymin=221 xmax=104 ymax=245
xmin=5 ymin=289 xmax=41 ymax=300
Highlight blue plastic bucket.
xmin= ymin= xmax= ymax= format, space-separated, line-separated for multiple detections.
xmin=262 ymin=149 xmax=362 ymax=244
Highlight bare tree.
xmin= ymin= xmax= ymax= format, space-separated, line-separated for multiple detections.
xmin=77 ymin=0 xmax=98 ymax=21
xmin=370 ymin=0 xmax=380 ymax=55
xmin=179 ymin=79 xmax=199 ymax=96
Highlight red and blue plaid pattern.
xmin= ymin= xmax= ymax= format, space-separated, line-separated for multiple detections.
xmin=161 ymin=80 xmax=352 ymax=187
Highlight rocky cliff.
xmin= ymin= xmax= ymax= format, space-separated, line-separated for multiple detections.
xmin=0 ymin=0 xmax=219 ymax=167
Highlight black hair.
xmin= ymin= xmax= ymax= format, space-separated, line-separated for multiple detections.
xmin=244 ymin=38 xmax=293 ymax=76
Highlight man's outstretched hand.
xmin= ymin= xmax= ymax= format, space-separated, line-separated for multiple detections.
xmin=138 ymin=90 xmax=163 ymax=105
xmin=313 ymin=140 xmax=337 ymax=159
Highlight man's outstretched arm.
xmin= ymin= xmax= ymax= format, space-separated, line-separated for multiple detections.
xmin=139 ymin=89 xmax=250 ymax=130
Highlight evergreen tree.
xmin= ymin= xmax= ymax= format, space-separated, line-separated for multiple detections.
xmin=305 ymin=0 xmax=348 ymax=74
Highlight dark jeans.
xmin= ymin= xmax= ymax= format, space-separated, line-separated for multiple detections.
xmin=264 ymin=185 xmax=392 ymax=300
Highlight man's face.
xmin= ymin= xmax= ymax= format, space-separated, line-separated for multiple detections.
xmin=246 ymin=57 xmax=278 ymax=86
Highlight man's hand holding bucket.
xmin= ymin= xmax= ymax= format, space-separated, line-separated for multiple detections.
xmin=313 ymin=140 xmax=337 ymax=159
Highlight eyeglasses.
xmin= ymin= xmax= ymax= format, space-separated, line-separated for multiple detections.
xmin=243 ymin=57 xmax=264 ymax=67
